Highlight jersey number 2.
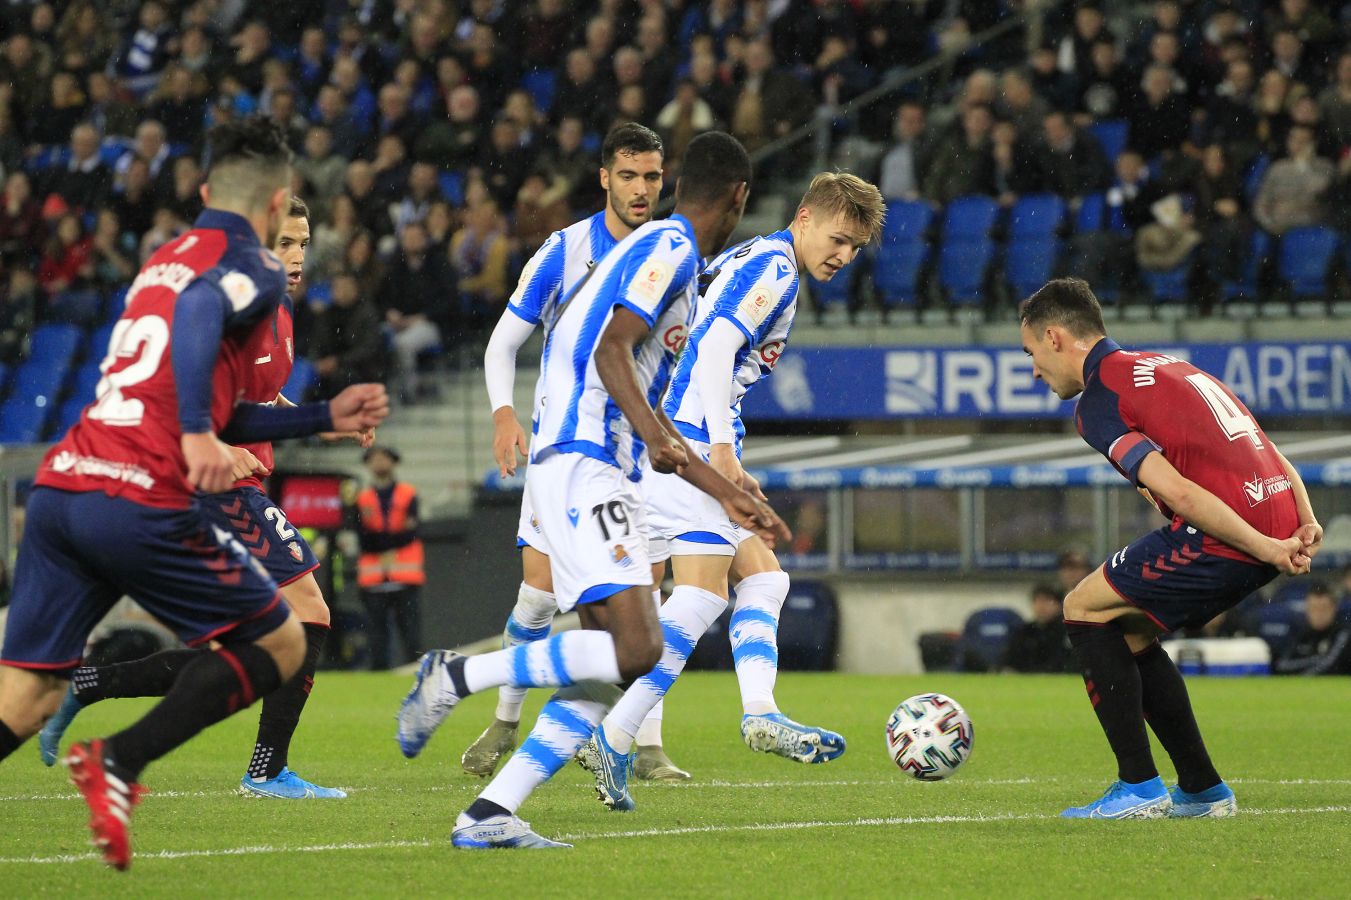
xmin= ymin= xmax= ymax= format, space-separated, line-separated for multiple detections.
xmin=88 ymin=316 xmax=170 ymax=427
xmin=1185 ymin=373 xmax=1263 ymax=449
xmin=264 ymin=506 xmax=296 ymax=540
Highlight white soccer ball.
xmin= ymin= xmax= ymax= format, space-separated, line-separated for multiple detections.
xmin=885 ymin=693 xmax=974 ymax=781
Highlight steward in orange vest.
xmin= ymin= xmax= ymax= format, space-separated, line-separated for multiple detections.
xmin=356 ymin=448 xmax=426 ymax=588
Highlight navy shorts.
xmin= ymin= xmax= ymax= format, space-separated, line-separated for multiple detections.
xmin=1103 ymin=522 xmax=1278 ymax=633
xmin=1 ymin=488 xmax=289 ymax=673
xmin=200 ymin=487 xmax=319 ymax=588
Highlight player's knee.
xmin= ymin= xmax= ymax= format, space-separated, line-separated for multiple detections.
xmin=258 ymin=615 xmax=307 ymax=680
xmin=1062 ymin=585 xmax=1089 ymax=621
xmin=615 ymin=626 xmax=663 ymax=680
xmin=0 ymin=671 xmax=65 ymax=737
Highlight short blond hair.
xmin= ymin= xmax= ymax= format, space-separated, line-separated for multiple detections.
xmin=798 ymin=172 xmax=886 ymax=243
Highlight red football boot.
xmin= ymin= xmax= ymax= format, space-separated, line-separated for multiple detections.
xmin=63 ymin=740 xmax=146 ymax=870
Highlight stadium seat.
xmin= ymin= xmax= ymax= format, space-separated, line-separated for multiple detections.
xmin=520 ymin=68 xmax=558 ymax=114
xmin=1004 ymin=237 xmax=1060 ymax=298
xmin=1008 ymin=193 xmax=1066 ymax=240
xmin=0 ymin=396 xmax=52 ymax=443
xmin=885 ymin=200 xmax=936 ymax=240
xmin=0 ymin=362 xmax=9 ymax=395
xmin=808 ymin=265 xmax=855 ymax=309
xmin=10 ymin=357 xmax=71 ymax=406
xmin=306 ymin=281 xmax=333 ymax=307
xmin=86 ymin=323 xmax=115 ymax=359
xmin=1087 ymin=119 xmax=1128 ymax=164
xmin=28 ymin=324 xmax=83 ymax=370
xmin=941 ymin=196 xmax=999 ymax=242
xmin=55 ymin=396 xmax=88 ymax=438
xmin=938 ymin=236 xmax=995 ymax=305
xmin=69 ymin=361 xmax=103 ymax=406
xmin=1221 ymin=229 xmax=1272 ymax=304
xmin=104 ymin=285 xmax=130 ymax=323
xmin=438 ymin=170 xmax=465 ymax=207
xmin=1074 ymin=192 xmax=1106 ymax=233
xmin=1278 ymin=226 xmax=1340 ymax=299
xmin=1253 ymin=602 xmax=1302 ymax=660
xmin=1141 ymin=254 xmax=1194 ymax=304
xmin=282 ymin=357 xmax=318 ymax=402
xmin=775 ymin=580 xmax=840 ymax=671
xmin=1244 ymin=154 xmax=1271 ymax=204
xmin=957 ymin=607 xmax=1024 ymax=672
xmin=873 ymin=241 xmax=929 ymax=309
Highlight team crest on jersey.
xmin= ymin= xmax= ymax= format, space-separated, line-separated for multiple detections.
xmin=220 ymin=271 xmax=259 ymax=312
xmin=630 ymin=259 xmax=674 ymax=304
xmin=612 ymin=545 xmax=633 ymax=567
xmin=743 ymin=287 xmax=775 ymax=326
xmin=288 ymin=541 xmax=304 ymax=562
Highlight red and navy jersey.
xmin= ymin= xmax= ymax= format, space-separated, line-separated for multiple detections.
xmin=1075 ymin=338 xmax=1299 ymax=563
xmin=229 ymin=298 xmax=295 ymax=491
xmin=37 ymin=210 xmax=286 ymax=509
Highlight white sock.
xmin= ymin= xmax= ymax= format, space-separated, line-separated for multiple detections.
xmin=636 ymin=589 xmax=664 ymax=746
xmin=730 ymin=571 xmax=788 ymax=716
xmin=473 ymin=687 xmax=607 ymax=817
xmin=602 ymin=585 xmax=727 ymax=754
xmin=495 ymin=583 xmax=557 ymax=722
xmin=464 ymin=631 xmax=621 ymax=694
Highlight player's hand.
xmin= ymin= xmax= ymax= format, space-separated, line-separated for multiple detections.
xmin=719 ymin=490 xmax=791 ymax=549
xmin=319 ymin=426 xmax=377 ymax=448
xmin=182 ymin=432 xmax=238 ymax=494
xmin=329 ymin=384 xmax=390 ymax=433
xmin=647 ymin=434 xmax=689 ymax=475
xmin=493 ymin=407 xmax=529 ymax=477
xmin=1266 ymin=535 xmax=1313 ymax=576
xmin=227 ymin=445 xmax=270 ymax=481
xmin=1294 ymin=522 xmax=1324 ymax=560
xmin=708 ymin=443 xmax=743 ymax=485
xmin=741 ymin=468 xmax=768 ymax=502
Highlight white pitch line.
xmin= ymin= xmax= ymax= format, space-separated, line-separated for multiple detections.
xmin=3 ymin=805 xmax=1349 ymax=865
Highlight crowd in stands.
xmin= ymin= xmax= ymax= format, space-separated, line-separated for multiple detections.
xmin=3 ymin=1 xmax=1351 ymax=430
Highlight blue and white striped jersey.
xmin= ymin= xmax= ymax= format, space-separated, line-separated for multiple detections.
xmin=532 ymin=215 xmax=702 ymax=476
xmin=664 ymin=228 xmax=799 ymax=455
xmin=506 ymin=211 xmax=617 ymax=330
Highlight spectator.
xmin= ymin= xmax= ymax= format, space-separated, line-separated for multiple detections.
xmin=688 ymin=49 xmax=732 ymax=127
xmin=554 ymin=48 xmax=613 ymax=134
xmin=312 ymin=85 xmax=363 ymax=159
xmin=1316 ymin=52 xmax=1351 ymax=152
xmin=989 ymin=120 xmax=1039 ymax=206
xmin=295 ymin=126 xmax=347 ymax=218
xmin=0 ymin=171 xmax=43 ymax=266
xmin=812 ymin=34 xmax=872 ymax=109
xmin=1003 ymin=585 xmax=1071 ymax=673
xmin=1254 ymin=123 xmax=1334 ymax=235
xmin=464 ymin=23 xmax=514 ymax=115
xmin=858 ymin=0 xmax=933 ymax=74
xmin=923 ymin=104 xmax=994 ymax=205
xmin=521 ymin=0 xmax=572 ymax=70
xmin=414 ymin=85 xmax=483 ymax=172
xmin=163 ymin=156 xmax=204 ymax=223
xmin=54 ymin=1 xmax=115 ymax=77
xmin=113 ymin=120 xmax=170 ymax=195
xmin=354 ymin=446 xmax=425 ymax=671
xmin=294 ymin=25 xmax=329 ymax=100
xmin=1035 ymin=111 xmax=1112 ymax=201
xmin=1076 ymin=38 xmax=1132 ymax=125
xmin=513 ymin=169 xmax=572 ymax=257
xmin=391 ymin=58 xmax=436 ymax=119
xmin=583 ymin=15 xmax=618 ymax=70
xmin=0 ymin=268 xmax=38 ymax=365
xmin=1127 ymin=65 xmax=1190 ymax=161
xmin=449 ymin=198 xmax=510 ymax=331
xmin=35 ymin=211 xmax=92 ymax=297
xmin=84 ymin=71 xmax=138 ymax=139
xmin=370 ymin=84 xmax=422 ymax=156
xmin=1191 ymin=144 xmax=1251 ymax=288
xmin=27 ymin=70 xmax=87 ymax=148
xmin=1274 ymin=584 xmax=1351 ymax=676
xmin=1057 ymin=2 xmax=1113 ymax=78
xmin=423 ymin=200 xmax=453 ymax=255
xmin=637 ymin=15 xmax=676 ymax=105
xmin=1268 ymin=28 xmax=1319 ymax=91
xmin=656 ymin=80 xmax=718 ymax=174
xmin=343 ymin=160 xmax=387 ymax=238
xmin=1205 ymin=59 xmax=1260 ymax=160
xmin=1135 ymin=192 xmax=1201 ymax=274
xmin=479 ymin=117 xmax=533 ymax=207
xmin=1027 ymin=42 xmax=1078 ymax=113
xmin=343 ymin=230 xmax=385 ymax=309
xmin=1267 ymin=0 xmax=1339 ymax=55
xmin=111 ymin=0 xmax=174 ymax=99
xmin=41 ymin=123 xmax=110 ymax=215
xmin=729 ymin=40 xmax=815 ymax=154
xmin=390 ymin=161 xmax=443 ymax=238
xmin=330 ymin=56 xmax=377 ymax=137
xmin=1055 ymin=549 xmax=1093 ymax=597
xmin=177 ymin=25 xmax=216 ymax=80
xmin=1254 ymin=69 xmax=1297 ymax=158
xmin=310 ymin=271 xmax=389 ymax=398
xmin=225 ymin=20 xmax=271 ymax=96
xmin=378 ymin=221 xmax=450 ymax=401
xmin=996 ymin=69 xmax=1050 ymax=140
xmin=137 ymin=207 xmax=185 ymax=264
xmin=148 ymin=65 xmax=207 ymax=149
xmin=307 ymin=195 xmax=360 ymax=282
xmin=876 ymin=102 xmax=931 ymax=203
xmin=539 ymin=116 xmax=600 ymax=212
xmin=87 ymin=209 xmax=136 ymax=290
xmin=501 ymin=90 xmax=547 ymax=151
xmin=109 ymin=157 xmax=156 ymax=242
xmin=265 ymin=87 xmax=309 ymax=151
xmin=1 ymin=33 xmax=52 ymax=128
xmin=370 ymin=135 xmax=412 ymax=207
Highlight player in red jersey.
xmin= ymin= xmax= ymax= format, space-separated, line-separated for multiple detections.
xmin=37 ymin=198 xmax=369 ymax=799
xmin=0 ymin=119 xmax=388 ymax=870
xmin=1019 ymin=278 xmax=1322 ymax=820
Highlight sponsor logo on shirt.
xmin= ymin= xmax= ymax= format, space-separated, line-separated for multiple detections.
xmin=630 ymin=259 xmax=675 ymax=305
xmin=662 ymin=323 xmax=688 ymax=354
xmin=47 ymin=451 xmax=155 ymax=490
xmin=1243 ymin=473 xmax=1292 ymax=507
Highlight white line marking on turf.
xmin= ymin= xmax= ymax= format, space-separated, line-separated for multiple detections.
xmin=2 ymin=805 xmax=1349 ymax=865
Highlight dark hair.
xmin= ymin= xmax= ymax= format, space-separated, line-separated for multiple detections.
xmin=1020 ymin=277 xmax=1107 ymax=339
xmin=1306 ymin=581 xmax=1333 ymax=599
xmin=1031 ymin=584 xmax=1063 ymax=603
xmin=289 ymin=196 xmax=309 ymax=219
xmin=601 ymin=122 xmax=664 ymax=168
xmin=676 ymin=131 xmax=751 ymax=205
xmin=207 ymin=116 xmax=293 ymax=171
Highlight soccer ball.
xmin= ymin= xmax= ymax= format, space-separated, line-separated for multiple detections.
xmin=885 ymin=693 xmax=973 ymax=781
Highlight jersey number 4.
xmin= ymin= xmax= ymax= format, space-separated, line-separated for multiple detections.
xmin=88 ymin=315 xmax=170 ymax=428
xmin=1185 ymin=372 xmax=1263 ymax=449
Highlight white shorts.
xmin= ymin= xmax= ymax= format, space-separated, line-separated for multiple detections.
xmin=524 ymin=453 xmax=652 ymax=612
xmin=642 ymin=439 xmax=752 ymax=561
xmin=516 ymin=487 xmax=544 ymax=551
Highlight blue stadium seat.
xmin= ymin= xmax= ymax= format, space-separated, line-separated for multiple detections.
xmin=1004 ymin=237 xmax=1060 ymax=298
xmin=69 ymin=361 xmax=103 ymax=406
xmin=0 ymin=397 xmax=52 ymax=443
xmin=1087 ymin=119 xmax=1128 ymax=164
xmin=438 ymin=170 xmax=465 ymax=207
xmin=1008 ymin=193 xmax=1066 ymax=240
xmin=521 ymin=69 xmax=558 ymax=114
xmin=958 ymin=607 xmax=1024 ymax=672
xmin=105 ymin=285 xmax=130 ymax=323
xmin=11 ymin=357 xmax=71 ymax=406
xmin=1075 ymin=193 xmax=1106 ymax=233
xmin=1221 ymin=229 xmax=1272 ymax=304
xmin=1278 ymin=226 xmax=1340 ymax=299
xmin=1244 ymin=154 xmax=1271 ymax=204
xmin=1253 ymin=602 xmax=1302 ymax=660
xmin=56 ymin=397 xmax=88 ymax=439
xmin=29 ymin=324 xmax=83 ymax=369
xmin=808 ymin=265 xmax=855 ymax=308
xmin=941 ymin=196 xmax=999 ymax=241
xmin=872 ymin=241 xmax=929 ymax=309
xmin=938 ymin=237 xmax=995 ymax=305
xmin=774 ymin=580 xmax=840 ymax=671
xmin=24 ymin=145 xmax=69 ymax=173
xmin=0 ymin=362 xmax=9 ymax=395
xmin=1142 ymin=255 xmax=1194 ymax=304
xmin=86 ymin=323 xmax=115 ymax=359
xmin=306 ymin=281 xmax=333 ymax=307
xmin=282 ymin=357 xmax=318 ymax=402
xmin=885 ymin=200 xmax=936 ymax=240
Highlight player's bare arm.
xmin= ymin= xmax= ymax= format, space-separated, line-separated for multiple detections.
xmin=595 ymin=306 xmax=688 ymax=474
xmin=1274 ymin=449 xmax=1323 ymax=557
xmin=1136 ymin=452 xmax=1309 ymax=574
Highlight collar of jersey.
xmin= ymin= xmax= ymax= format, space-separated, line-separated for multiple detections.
xmin=767 ymin=227 xmax=797 ymax=269
xmin=193 ymin=209 xmax=262 ymax=246
xmin=1083 ymin=337 xmax=1121 ymax=382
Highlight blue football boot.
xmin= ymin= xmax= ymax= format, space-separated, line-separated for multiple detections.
xmin=396 ymin=650 xmax=463 ymax=759
xmin=1168 ymin=782 xmax=1237 ymax=818
xmin=577 ymin=728 xmax=635 ymax=811
xmin=38 ymin=687 xmax=85 ymax=767
xmin=239 ymin=767 xmax=347 ymax=799
xmin=1060 ymin=777 xmax=1172 ymax=819
xmin=741 ymin=713 xmax=847 ymax=764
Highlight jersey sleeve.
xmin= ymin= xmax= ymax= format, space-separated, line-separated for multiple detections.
xmin=507 ymin=230 xmax=566 ymax=325
xmin=1075 ymin=383 xmax=1159 ymax=485
xmin=615 ymin=230 xmax=694 ymax=326
xmin=171 ymin=279 xmax=232 ymax=434
xmin=717 ymin=250 xmax=799 ymax=343
xmin=201 ymin=247 xmax=289 ymax=331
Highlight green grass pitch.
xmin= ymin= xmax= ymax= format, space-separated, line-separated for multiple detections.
xmin=1 ymin=671 xmax=1348 ymax=897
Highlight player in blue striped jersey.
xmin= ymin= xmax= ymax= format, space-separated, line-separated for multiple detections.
xmin=465 ymin=125 xmax=689 ymax=784
xmin=582 ymin=173 xmax=886 ymax=811
xmin=396 ymin=132 xmax=788 ymax=849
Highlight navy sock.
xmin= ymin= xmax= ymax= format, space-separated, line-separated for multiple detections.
xmin=465 ymin=798 xmax=511 ymax=821
xmin=248 ymin=623 xmax=328 ymax=780
xmin=0 ymin=720 xmax=20 ymax=761
xmin=1066 ymin=621 xmax=1158 ymax=785
xmin=1135 ymin=641 xmax=1222 ymax=794
xmin=72 ymin=649 xmax=203 ymax=704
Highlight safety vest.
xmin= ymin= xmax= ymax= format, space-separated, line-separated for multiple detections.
xmin=356 ymin=483 xmax=426 ymax=587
